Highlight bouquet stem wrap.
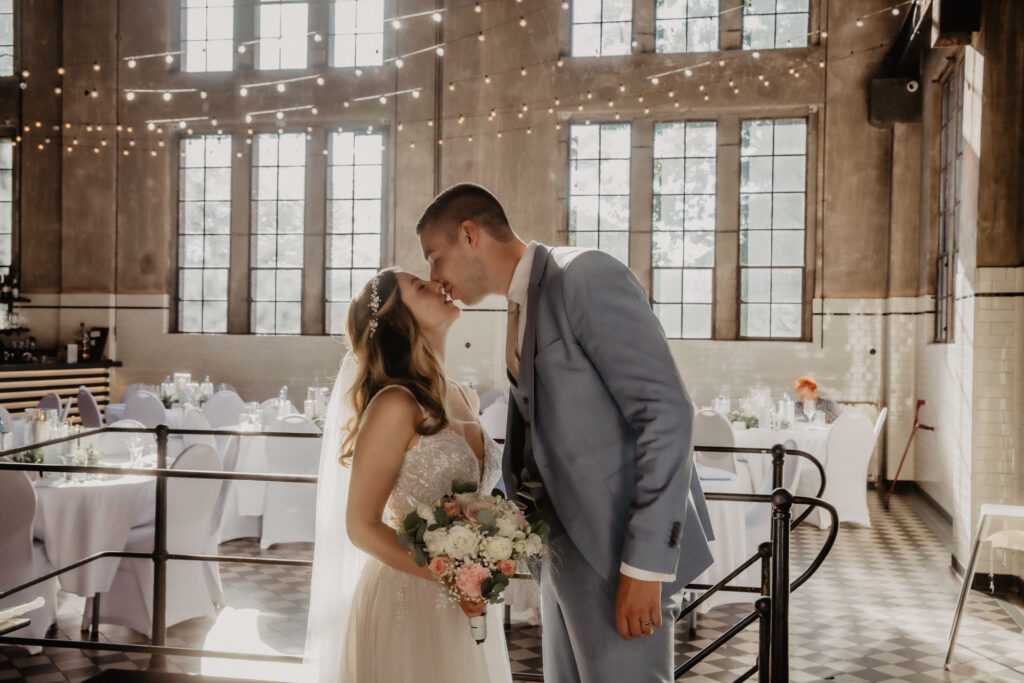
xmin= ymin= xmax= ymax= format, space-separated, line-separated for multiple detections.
xmin=469 ymin=612 xmax=487 ymax=644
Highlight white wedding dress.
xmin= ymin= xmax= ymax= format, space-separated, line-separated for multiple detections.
xmin=338 ymin=395 xmax=513 ymax=683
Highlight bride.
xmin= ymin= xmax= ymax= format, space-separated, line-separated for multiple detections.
xmin=304 ymin=267 xmax=513 ymax=683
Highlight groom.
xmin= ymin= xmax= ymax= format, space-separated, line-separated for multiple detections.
xmin=417 ymin=184 xmax=713 ymax=682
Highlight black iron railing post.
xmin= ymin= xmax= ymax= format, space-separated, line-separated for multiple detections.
xmin=770 ymin=487 xmax=793 ymax=681
xmin=150 ymin=424 xmax=169 ymax=671
xmin=771 ymin=443 xmax=786 ymax=489
xmin=755 ymin=596 xmax=771 ymax=683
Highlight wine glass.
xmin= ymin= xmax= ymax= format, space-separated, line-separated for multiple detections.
xmin=802 ymin=399 xmax=817 ymax=425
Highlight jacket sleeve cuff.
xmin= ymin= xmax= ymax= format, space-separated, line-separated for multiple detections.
xmin=620 ymin=562 xmax=675 ymax=583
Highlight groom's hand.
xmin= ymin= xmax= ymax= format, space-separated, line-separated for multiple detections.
xmin=615 ymin=573 xmax=662 ymax=640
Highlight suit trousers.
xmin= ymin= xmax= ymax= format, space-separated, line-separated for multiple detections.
xmin=540 ymin=533 xmax=683 ymax=683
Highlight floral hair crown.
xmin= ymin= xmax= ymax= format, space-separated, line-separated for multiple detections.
xmin=367 ymin=275 xmax=381 ymax=338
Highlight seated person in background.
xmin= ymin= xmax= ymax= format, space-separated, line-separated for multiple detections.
xmin=793 ymin=376 xmax=842 ymax=424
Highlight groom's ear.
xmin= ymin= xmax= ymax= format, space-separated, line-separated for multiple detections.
xmin=460 ymin=219 xmax=480 ymax=248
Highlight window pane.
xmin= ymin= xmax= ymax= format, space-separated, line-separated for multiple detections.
xmin=572 ymin=0 xmax=632 ymax=57
xmin=656 ymin=0 xmax=717 ymax=53
xmin=332 ymin=0 xmax=383 ymax=67
xmin=258 ymin=1 xmax=308 ymax=70
xmin=177 ymin=135 xmax=231 ymax=333
xmin=740 ymin=119 xmax=808 ymax=338
xmin=652 ymin=122 xmax=716 ymax=339
xmin=569 ymin=124 xmax=631 ymax=266
xmin=183 ymin=0 xmax=234 ymax=73
xmin=743 ymin=0 xmax=808 ymax=50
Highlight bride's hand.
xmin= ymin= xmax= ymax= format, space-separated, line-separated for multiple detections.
xmin=458 ymin=596 xmax=486 ymax=619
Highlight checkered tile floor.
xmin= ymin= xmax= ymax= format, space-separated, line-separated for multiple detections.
xmin=2 ymin=490 xmax=1023 ymax=681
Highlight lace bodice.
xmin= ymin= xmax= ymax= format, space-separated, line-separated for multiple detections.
xmin=384 ymin=413 xmax=504 ymax=529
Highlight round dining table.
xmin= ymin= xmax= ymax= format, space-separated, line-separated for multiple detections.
xmin=730 ymin=424 xmax=830 ymax=494
xmin=33 ymin=474 xmax=155 ymax=596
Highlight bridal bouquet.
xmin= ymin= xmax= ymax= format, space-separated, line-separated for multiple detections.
xmin=397 ymin=480 xmax=547 ymax=644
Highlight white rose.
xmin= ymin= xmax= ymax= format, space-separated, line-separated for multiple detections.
xmin=416 ymin=503 xmax=434 ymax=522
xmin=423 ymin=528 xmax=448 ymax=555
xmin=443 ymin=525 xmax=480 ymax=560
xmin=525 ymin=534 xmax=543 ymax=555
xmin=513 ymin=539 xmax=527 ymax=554
xmin=496 ymin=516 xmax=519 ymax=538
xmin=454 ymin=492 xmax=478 ymax=507
xmin=484 ymin=536 xmax=514 ymax=561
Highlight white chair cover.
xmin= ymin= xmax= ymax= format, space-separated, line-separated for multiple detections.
xmin=36 ymin=392 xmax=62 ymax=414
xmin=124 ymin=391 xmax=166 ymax=429
xmin=216 ymin=434 xmax=261 ymax=543
xmin=476 ymin=389 xmax=503 ymax=413
xmin=0 ymin=470 xmax=59 ymax=642
xmin=96 ymin=419 xmax=155 ymax=464
xmin=693 ymin=409 xmax=739 ymax=476
xmin=97 ymin=444 xmax=224 ymax=636
xmin=873 ymin=407 xmax=888 ymax=442
xmin=203 ymin=390 xmax=245 ymax=429
xmin=815 ymin=411 xmax=876 ymax=528
xmin=183 ymin=407 xmax=218 ymax=452
xmin=121 ymin=383 xmax=158 ymax=404
xmin=0 ymin=404 xmax=13 ymax=433
xmin=76 ymin=385 xmax=104 ymax=428
xmin=260 ymin=415 xmax=320 ymax=549
xmin=480 ymin=398 xmax=508 ymax=442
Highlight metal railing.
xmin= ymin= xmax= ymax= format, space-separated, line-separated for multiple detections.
xmin=0 ymin=431 xmax=838 ymax=681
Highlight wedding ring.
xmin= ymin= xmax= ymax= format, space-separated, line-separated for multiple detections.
xmin=640 ymin=619 xmax=652 ymax=627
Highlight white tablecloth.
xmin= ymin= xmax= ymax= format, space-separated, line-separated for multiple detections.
xmin=731 ymin=426 xmax=830 ymax=494
xmin=693 ymin=465 xmax=759 ymax=611
xmin=33 ymin=475 xmax=155 ymax=596
xmin=223 ymin=432 xmax=270 ymax=516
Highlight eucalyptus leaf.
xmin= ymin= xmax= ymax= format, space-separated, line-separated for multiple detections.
xmin=452 ymin=480 xmax=479 ymax=494
xmin=477 ymin=509 xmax=497 ymax=527
xmin=491 ymin=487 xmax=506 ymax=499
xmin=412 ymin=546 xmax=427 ymax=567
xmin=434 ymin=507 xmax=450 ymax=526
xmin=520 ymin=480 xmax=543 ymax=488
xmin=404 ymin=510 xmax=421 ymax=533
xmin=516 ymin=490 xmax=536 ymax=502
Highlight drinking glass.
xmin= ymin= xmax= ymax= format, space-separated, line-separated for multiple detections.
xmin=304 ymin=399 xmax=317 ymax=419
xmin=802 ymin=399 xmax=817 ymax=424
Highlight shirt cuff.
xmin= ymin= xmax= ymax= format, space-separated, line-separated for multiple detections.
xmin=620 ymin=562 xmax=675 ymax=583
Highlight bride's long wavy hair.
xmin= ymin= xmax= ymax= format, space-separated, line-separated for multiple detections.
xmin=339 ymin=267 xmax=449 ymax=465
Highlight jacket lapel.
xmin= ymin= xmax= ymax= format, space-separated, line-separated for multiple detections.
xmin=518 ymin=244 xmax=551 ymax=426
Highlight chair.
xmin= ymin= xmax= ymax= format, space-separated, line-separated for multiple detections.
xmin=36 ymin=392 xmax=62 ymax=414
xmin=693 ymin=409 xmax=739 ymax=476
xmin=120 ymin=383 xmax=158 ymax=404
xmin=0 ymin=470 xmax=59 ymax=645
xmin=0 ymin=404 xmax=13 ymax=432
xmin=260 ymin=415 xmax=320 ymax=549
xmin=77 ymin=386 xmax=104 ymax=428
xmin=203 ymin=390 xmax=245 ymax=429
xmin=261 ymin=398 xmax=297 ymax=426
xmin=124 ymin=391 xmax=166 ymax=429
xmin=215 ymin=383 xmax=238 ymax=395
xmin=813 ymin=411 xmax=876 ymax=528
xmin=97 ymin=444 xmax=224 ymax=637
xmin=183 ymin=407 xmax=218 ymax=452
xmin=96 ymin=419 xmax=155 ymax=463
xmin=480 ymin=398 xmax=508 ymax=442
xmin=873 ymin=407 xmax=888 ymax=443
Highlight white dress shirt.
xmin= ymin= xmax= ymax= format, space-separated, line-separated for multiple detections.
xmin=506 ymin=242 xmax=673 ymax=583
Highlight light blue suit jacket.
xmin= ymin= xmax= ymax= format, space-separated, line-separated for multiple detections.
xmin=503 ymin=245 xmax=714 ymax=589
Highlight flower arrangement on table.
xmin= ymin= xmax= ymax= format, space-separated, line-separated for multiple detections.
xmin=397 ymin=480 xmax=547 ymax=643
xmin=727 ymin=410 xmax=790 ymax=430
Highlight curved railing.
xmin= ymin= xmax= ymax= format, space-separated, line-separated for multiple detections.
xmin=0 ymin=431 xmax=838 ymax=681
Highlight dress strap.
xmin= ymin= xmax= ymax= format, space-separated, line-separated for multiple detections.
xmin=359 ymin=384 xmax=426 ymax=426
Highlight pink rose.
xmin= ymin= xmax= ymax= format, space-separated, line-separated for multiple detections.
xmin=443 ymin=500 xmax=462 ymax=519
xmin=513 ymin=509 xmax=528 ymax=530
xmin=497 ymin=559 xmax=517 ymax=577
xmin=455 ymin=561 xmax=491 ymax=599
xmin=428 ymin=555 xmax=454 ymax=578
xmin=463 ymin=500 xmax=494 ymax=526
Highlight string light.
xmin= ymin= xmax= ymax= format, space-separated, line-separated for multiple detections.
xmin=127 ymin=59 xmax=136 ymax=68
xmin=276 ymin=83 xmax=286 ymax=92
xmin=519 ymin=16 xmax=527 ymax=27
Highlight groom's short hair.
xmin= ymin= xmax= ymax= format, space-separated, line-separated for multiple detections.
xmin=416 ymin=183 xmax=514 ymax=243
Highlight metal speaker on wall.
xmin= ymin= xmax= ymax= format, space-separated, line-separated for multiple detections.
xmin=868 ymin=77 xmax=922 ymax=128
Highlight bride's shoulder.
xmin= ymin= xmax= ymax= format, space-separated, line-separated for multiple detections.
xmin=360 ymin=385 xmax=422 ymax=429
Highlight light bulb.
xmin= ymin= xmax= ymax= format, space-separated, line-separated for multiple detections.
xmin=856 ymin=18 xmax=864 ymax=27
xmin=164 ymin=54 xmax=174 ymax=64
xmin=448 ymin=81 xmax=455 ymax=91
xmin=92 ymin=61 xmax=100 ymax=71
xmin=127 ymin=59 xmax=136 ymax=68
xmin=478 ymin=32 xmax=485 ymax=42
xmin=484 ymin=74 xmax=491 ymax=84
xmin=395 ymin=58 xmax=404 ymax=69
xmin=276 ymin=111 xmax=283 ymax=119
xmin=651 ymin=77 xmax=659 ymax=84
xmin=474 ymin=3 xmax=481 ymax=13
xmin=147 ymin=122 xmax=156 ymax=131
xmin=432 ymin=12 xmax=442 ymax=22
xmin=179 ymin=121 xmax=186 ymax=129
xmin=240 ymin=87 xmax=248 ymax=96
xmin=276 ymin=82 xmax=286 ymax=92
xmin=436 ymin=47 xmax=445 ymax=56
xmin=311 ymin=107 xmax=318 ymax=114
xmin=753 ymin=51 xmax=760 ymax=59
xmin=520 ymin=66 xmax=527 ymax=76
xmin=238 ymin=44 xmax=247 ymax=54
xmin=821 ymin=30 xmax=828 ymax=38
xmin=619 ymin=83 xmax=625 ymax=92
xmin=57 ymin=67 xmax=65 ymax=75
xmin=163 ymin=92 xmax=172 ymax=101
xmin=245 ymin=114 xmax=253 ymax=123
xmin=314 ymin=33 xmax=322 ymax=42
xmin=379 ymin=96 xmax=387 ymax=104
xmin=392 ymin=19 xmax=401 ymax=29
xmin=316 ymin=76 xmax=325 ymax=85
xmin=19 ymin=69 xmax=28 ymax=78
xmin=685 ymin=68 xmax=693 ymax=77
xmin=90 ymin=89 xmax=99 ymax=98
xmin=519 ymin=16 xmax=527 ymax=27
xmin=892 ymin=7 xmax=900 ymax=15
xmin=411 ymin=90 xmax=420 ymax=98
xmin=200 ymin=90 xmax=208 ymax=99
xmin=54 ymin=87 xmax=62 ymax=95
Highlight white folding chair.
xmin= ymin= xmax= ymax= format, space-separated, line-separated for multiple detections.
xmin=814 ymin=412 xmax=875 ymax=528
xmin=873 ymin=407 xmax=888 ymax=443
xmin=124 ymin=391 xmax=167 ymax=429
xmin=693 ymin=409 xmax=740 ymax=476
xmin=260 ymin=415 xmax=320 ymax=549
xmin=0 ymin=470 xmax=59 ymax=647
xmin=120 ymin=383 xmax=158 ymax=404
xmin=97 ymin=444 xmax=224 ymax=636
xmin=76 ymin=386 xmax=104 ymax=429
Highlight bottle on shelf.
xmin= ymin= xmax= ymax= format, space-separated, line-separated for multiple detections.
xmin=76 ymin=323 xmax=90 ymax=362
xmin=8 ymin=268 xmax=19 ymax=299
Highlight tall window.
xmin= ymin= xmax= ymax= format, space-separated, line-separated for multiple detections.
xmin=183 ymin=0 xmax=234 ymax=72
xmin=330 ymin=0 xmax=384 ymax=67
xmin=652 ymin=122 xmax=716 ymax=338
xmin=569 ymin=123 xmax=631 ymax=264
xmin=935 ymin=56 xmax=964 ymax=343
xmin=258 ymin=0 xmax=308 ymax=70
xmin=0 ymin=0 xmax=11 ymax=76
xmin=656 ymin=0 xmax=718 ymax=53
xmin=571 ymin=0 xmax=632 ymax=57
xmin=742 ymin=0 xmax=808 ymax=50
xmin=325 ymin=130 xmax=384 ymax=334
xmin=252 ymin=133 xmax=306 ymax=334
xmin=0 ymin=139 xmax=11 ymax=272
xmin=178 ymin=136 xmax=232 ymax=333
xmin=739 ymin=119 xmax=806 ymax=339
